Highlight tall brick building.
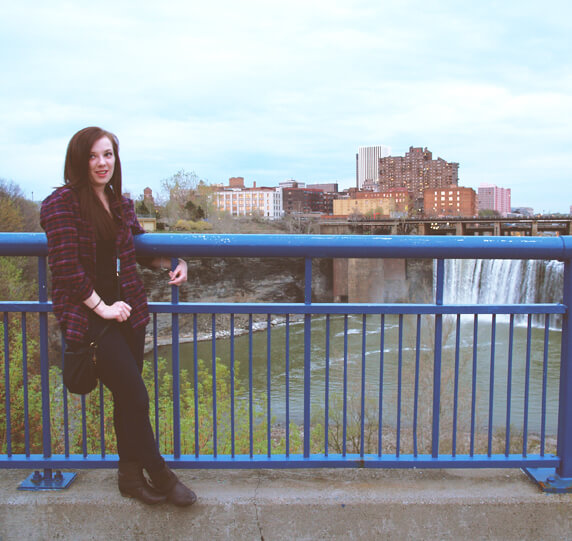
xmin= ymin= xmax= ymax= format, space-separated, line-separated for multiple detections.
xmin=378 ymin=147 xmax=459 ymax=210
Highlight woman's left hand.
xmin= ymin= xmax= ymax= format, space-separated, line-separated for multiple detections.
xmin=168 ymin=258 xmax=188 ymax=286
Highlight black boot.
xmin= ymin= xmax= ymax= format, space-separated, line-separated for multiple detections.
xmin=118 ymin=461 xmax=167 ymax=505
xmin=147 ymin=465 xmax=197 ymax=507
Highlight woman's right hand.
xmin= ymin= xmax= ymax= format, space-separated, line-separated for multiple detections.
xmin=95 ymin=300 xmax=132 ymax=322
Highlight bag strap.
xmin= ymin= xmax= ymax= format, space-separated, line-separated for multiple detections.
xmin=89 ymin=322 xmax=111 ymax=348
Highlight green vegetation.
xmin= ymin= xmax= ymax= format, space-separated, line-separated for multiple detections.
xmin=2 ymin=325 xmax=554 ymax=458
xmin=0 ymin=339 xmax=306 ymax=456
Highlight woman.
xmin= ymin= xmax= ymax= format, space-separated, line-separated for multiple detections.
xmin=40 ymin=127 xmax=196 ymax=507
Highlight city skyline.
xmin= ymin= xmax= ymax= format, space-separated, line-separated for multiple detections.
xmin=1 ymin=1 xmax=570 ymax=213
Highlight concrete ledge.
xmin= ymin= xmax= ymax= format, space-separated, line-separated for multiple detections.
xmin=1 ymin=468 xmax=571 ymax=540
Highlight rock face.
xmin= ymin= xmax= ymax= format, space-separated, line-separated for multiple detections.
xmin=142 ymin=257 xmax=333 ymax=304
xmin=140 ymin=257 xmax=334 ymax=340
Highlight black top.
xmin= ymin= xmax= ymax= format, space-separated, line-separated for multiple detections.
xmin=95 ymin=239 xmax=119 ymax=304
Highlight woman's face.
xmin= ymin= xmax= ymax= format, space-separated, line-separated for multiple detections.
xmin=88 ymin=136 xmax=115 ymax=190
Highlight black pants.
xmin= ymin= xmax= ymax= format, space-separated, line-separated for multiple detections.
xmin=80 ymin=317 xmax=165 ymax=472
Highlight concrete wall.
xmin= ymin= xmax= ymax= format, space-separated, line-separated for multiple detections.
xmin=334 ymin=258 xmax=408 ymax=303
xmin=1 ymin=468 xmax=570 ymax=540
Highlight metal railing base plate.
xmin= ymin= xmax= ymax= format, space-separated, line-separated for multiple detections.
xmin=18 ymin=469 xmax=77 ymax=491
xmin=523 ymin=468 xmax=572 ymax=494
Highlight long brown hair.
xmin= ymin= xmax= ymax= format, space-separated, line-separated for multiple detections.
xmin=64 ymin=127 xmax=123 ymax=240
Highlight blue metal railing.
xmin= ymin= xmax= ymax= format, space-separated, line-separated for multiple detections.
xmin=1 ymin=233 xmax=571 ymax=492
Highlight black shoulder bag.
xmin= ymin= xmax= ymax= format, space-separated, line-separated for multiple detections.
xmin=63 ymin=251 xmax=120 ymax=394
xmin=63 ymin=322 xmax=111 ymax=394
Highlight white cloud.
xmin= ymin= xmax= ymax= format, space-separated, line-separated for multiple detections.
xmin=1 ymin=0 xmax=571 ymax=211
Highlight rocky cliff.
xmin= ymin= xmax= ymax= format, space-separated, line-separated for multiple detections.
xmin=140 ymin=257 xmax=334 ymax=342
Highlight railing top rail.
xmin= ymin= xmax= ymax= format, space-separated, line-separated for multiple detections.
xmin=0 ymin=232 xmax=571 ymax=260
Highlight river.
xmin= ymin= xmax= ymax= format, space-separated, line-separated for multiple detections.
xmin=145 ymin=258 xmax=564 ymax=437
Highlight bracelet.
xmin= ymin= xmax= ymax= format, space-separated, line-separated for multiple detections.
xmin=92 ymin=298 xmax=103 ymax=311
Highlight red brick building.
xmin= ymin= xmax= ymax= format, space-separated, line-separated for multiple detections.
xmin=281 ymin=187 xmax=330 ymax=214
xmin=423 ymin=186 xmax=478 ymax=217
xmin=378 ymin=147 xmax=459 ymax=210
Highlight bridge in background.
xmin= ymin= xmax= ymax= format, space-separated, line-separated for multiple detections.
xmin=319 ymin=217 xmax=572 ymax=236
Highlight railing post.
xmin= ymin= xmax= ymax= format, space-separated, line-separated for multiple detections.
xmin=525 ymin=255 xmax=572 ymax=492
xmin=557 ymin=258 xmax=572 ymax=478
xmin=19 ymin=256 xmax=76 ymax=490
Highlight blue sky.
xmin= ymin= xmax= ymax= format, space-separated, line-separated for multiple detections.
xmin=1 ymin=1 xmax=570 ymax=213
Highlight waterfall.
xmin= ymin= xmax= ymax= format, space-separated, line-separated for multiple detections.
xmin=442 ymin=259 xmax=564 ymax=327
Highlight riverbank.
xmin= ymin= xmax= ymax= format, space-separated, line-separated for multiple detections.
xmin=144 ymin=314 xmax=300 ymax=353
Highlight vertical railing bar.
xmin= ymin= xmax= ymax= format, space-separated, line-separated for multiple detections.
xmin=211 ymin=313 xmax=217 ymax=458
xmin=193 ymin=314 xmax=199 ymax=458
xmin=230 ymin=314 xmax=236 ymax=458
xmin=487 ymin=314 xmax=496 ymax=457
xmin=523 ymin=314 xmax=532 ymax=457
xmin=413 ymin=314 xmax=421 ymax=457
xmin=470 ymin=315 xmax=479 ymax=457
xmin=540 ymin=313 xmax=550 ymax=457
xmin=505 ymin=314 xmax=515 ymax=457
xmin=452 ymin=314 xmax=461 ymax=457
xmin=343 ymin=314 xmax=348 ymax=457
xmin=61 ymin=334 xmax=70 ymax=457
xmin=81 ymin=394 xmax=88 ymax=457
xmin=285 ymin=314 xmax=291 ymax=457
xmin=248 ymin=315 xmax=254 ymax=458
xmin=360 ymin=314 xmax=366 ymax=457
xmin=303 ymin=257 xmax=312 ymax=458
xmin=3 ymin=313 xmax=12 ymax=456
xmin=170 ymin=258 xmax=181 ymax=459
xmin=377 ymin=314 xmax=385 ymax=457
xmin=324 ymin=314 xmax=330 ymax=457
xmin=38 ymin=256 xmax=52 ymax=465
xmin=152 ymin=314 xmax=160 ymax=451
xmin=397 ymin=314 xmax=403 ymax=458
xmin=432 ymin=258 xmax=444 ymax=459
xmin=98 ymin=381 xmax=105 ymax=457
xmin=21 ymin=313 xmax=30 ymax=456
xmin=266 ymin=314 xmax=272 ymax=458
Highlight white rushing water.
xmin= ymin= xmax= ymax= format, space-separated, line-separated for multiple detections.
xmin=442 ymin=258 xmax=564 ymax=327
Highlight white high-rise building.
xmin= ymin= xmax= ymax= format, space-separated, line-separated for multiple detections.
xmin=356 ymin=145 xmax=391 ymax=189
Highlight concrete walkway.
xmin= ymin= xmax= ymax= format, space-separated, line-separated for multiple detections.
xmin=0 ymin=468 xmax=570 ymax=540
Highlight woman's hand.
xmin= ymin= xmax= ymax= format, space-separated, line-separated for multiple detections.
xmin=168 ymin=259 xmax=188 ymax=286
xmin=96 ymin=300 xmax=132 ymax=322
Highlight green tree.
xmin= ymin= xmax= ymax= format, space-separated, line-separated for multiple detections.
xmin=479 ymin=209 xmax=501 ymax=218
xmin=135 ymin=200 xmax=151 ymax=216
xmin=160 ymin=170 xmax=200 ymax=226
xmin=0 ymin=179 xmax=40 ymax=300
xmin=0 ymin=179 xmax=41 ymax=232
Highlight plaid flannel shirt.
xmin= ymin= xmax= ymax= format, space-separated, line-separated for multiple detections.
xmin=40 ymin=185 xmax=150 ymax=343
